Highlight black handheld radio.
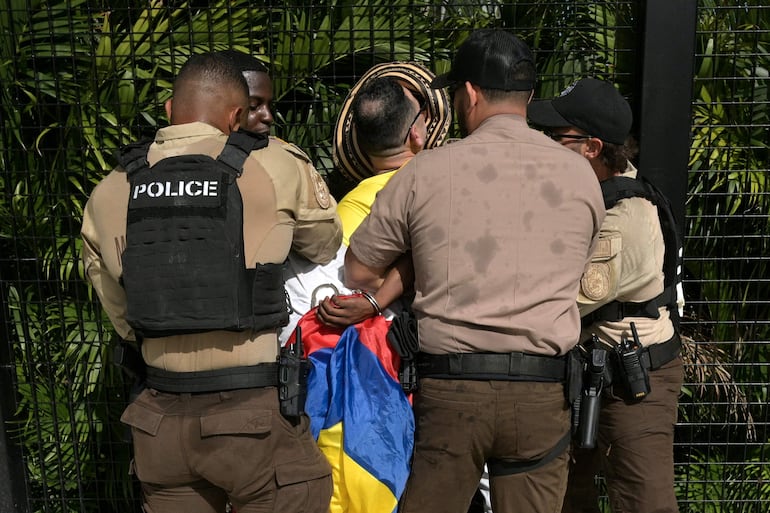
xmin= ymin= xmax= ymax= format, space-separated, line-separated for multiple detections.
xmin=616 ymin=322 xmax=650 ymax=400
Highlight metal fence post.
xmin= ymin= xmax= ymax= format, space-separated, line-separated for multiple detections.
xmin=637 ymin=0 xmax=698 ymax=238
xmin=0 ymin=283 xmax=29 ymax=513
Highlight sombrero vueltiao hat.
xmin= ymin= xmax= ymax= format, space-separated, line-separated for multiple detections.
xmin=333 ymin=61 xmax=452 ymax=182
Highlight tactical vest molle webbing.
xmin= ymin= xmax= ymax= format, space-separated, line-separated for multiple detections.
xmin=117 ymin=130 xmax=289 ymax=338
xmin=588 ymin=175 xmax=683 ymax=330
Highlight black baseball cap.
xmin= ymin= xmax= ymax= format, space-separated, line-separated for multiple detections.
xmin=527 ymin=77 xmax=632 ymax=145
xmin=431 ymin=29 xmax=535 ymax=91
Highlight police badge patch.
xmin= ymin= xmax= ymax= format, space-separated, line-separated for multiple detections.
xmin=311 ymin=170 xmax=332 ymax=209
xmin=581 ymin=262 xmax=611 ymax=301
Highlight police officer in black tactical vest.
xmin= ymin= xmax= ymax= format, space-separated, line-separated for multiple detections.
xmin=81 ymin=51 xmax=340 ymax=513
xmin=529 ymin=77 xmax=684 ymax=513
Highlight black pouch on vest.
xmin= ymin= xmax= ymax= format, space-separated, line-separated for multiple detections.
xmin=565 ymin=347 xmax=584 ymax=404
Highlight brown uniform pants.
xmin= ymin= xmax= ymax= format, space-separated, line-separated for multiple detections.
xmin=561 ymin=357 xmax=683 ymax=513
xmin=399 ymin=379 xmax=570 ymax=513
xmin=121 ymin=387 xmax=332 ymax=513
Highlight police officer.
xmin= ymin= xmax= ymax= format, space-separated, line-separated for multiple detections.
xmin=210 ymin=49 xmax=364 ymax=343
xmin=218 ymin=49 xmax=320 ymax=165
xmin=81 ymin=52 xmax=339 ymax=513
xmin=344 ymin=29 xmax=605 ymax=513
xmin=528 ymin=77 xmax=683 ymax=513
xmin=217 ymin=49 xmax=274 ymax=136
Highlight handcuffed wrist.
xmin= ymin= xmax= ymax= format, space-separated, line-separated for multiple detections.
xmin=357 ymin=290 xmax=382 ymax=316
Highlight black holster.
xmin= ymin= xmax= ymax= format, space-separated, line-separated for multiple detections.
xmin=111 ymin=339 xmax=146 ymax=443
xmin=112 ymin=339 xmax=146 ymax=380
xmin=278 ymin=328 xmax=309 ymax=420
xmin=386 ymin=308 xmax=420 ymax=393
xmin=576 ymin=346 xmax=608 ymax=449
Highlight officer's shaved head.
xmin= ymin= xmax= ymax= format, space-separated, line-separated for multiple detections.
xmin=216 ymin=49 xmax=269 ymax=74
xmin=166 ymin=52 xmax=248 ymax=134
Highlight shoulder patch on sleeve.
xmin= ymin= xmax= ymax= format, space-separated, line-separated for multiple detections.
xmin=591 ymin=235 xmax=622 ymax=262
xmin=310 ymin=169 xmax=332 ymax=209
xmin=592 ymin=238 xmax=610 ymax=260
xmin=581 ymin=234 xmax=621 ymax=301
xmin=581 ymin=263 xmax=611 ymax=301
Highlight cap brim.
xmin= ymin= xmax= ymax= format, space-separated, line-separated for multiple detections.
xmin=527 ymin=99 xmax=572 ymax=129
xmin=333 ymin=62 xmax=452 ymax=183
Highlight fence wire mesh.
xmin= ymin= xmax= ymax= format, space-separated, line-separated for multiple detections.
xmin=675 ymin=3 xmax=770 ymax=512
xmin=0 ymin=1 xmax=768 ymax=512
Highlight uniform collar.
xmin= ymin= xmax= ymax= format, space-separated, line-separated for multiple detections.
xmin=624 ymin=161 xmax=638 ymax=179
xmin=473 ymin=113 xmax=528 ymax=132
xmin=154 ymin=122 xmax=227 ymax=144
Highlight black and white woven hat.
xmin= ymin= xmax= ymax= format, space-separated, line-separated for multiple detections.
xmin=333 ymin=61 xmax=452 ymax=182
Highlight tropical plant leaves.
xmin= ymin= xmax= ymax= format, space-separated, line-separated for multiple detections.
xmin=2 ymin=2 xmax=770 ymax=512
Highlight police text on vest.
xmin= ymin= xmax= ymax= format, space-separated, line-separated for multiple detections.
xmin=132 ymin=180 xmax=219 ymax=199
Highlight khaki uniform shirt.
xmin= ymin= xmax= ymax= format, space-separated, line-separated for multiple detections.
xmin=579 ymin=164 xmax=675 ymax=347
xmin=350 ymin=114 xmax=605 ymax=356
xmin=81 ymin=122 xmax=341 ymax=371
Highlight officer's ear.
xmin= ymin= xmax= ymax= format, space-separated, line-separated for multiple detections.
xmin=164 ymin=98 xmax=173 ymax=122
xmin=465 ymin=81 xmax=479 ymax=107
xmin=227 ymin=106 xmax=244 ymax=133
xmin=584 ymin=137 xmax=604 ymax=159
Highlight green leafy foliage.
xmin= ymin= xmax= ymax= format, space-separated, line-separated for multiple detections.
xmin=1 ymin=1 xmax=769 ymax=512
xmin=267 ymin=1 xmax=440 ymax=179
xmin=522 ymin=1 xmax=638 ymax=97
xmin=676 ymin=446 xmax=770 ymax=513
xmin=686 ymin=2 xmax=770 ymax=345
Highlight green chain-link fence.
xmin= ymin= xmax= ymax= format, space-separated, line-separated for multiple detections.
xmin=0 ymin=1 xmax=768 ymax=512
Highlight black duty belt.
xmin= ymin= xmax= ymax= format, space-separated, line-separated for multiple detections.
xmin=581 ymin=288 xmax=677 ymax=327
xmin=146 ymin=363 xmax=278 ymax=394
xmin=639 ymin=333 xmax=682 ymax=371
xmin=416 ymin=352 xmax=566 ymax=382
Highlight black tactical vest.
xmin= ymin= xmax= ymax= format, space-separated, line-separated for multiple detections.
xmin=117 ymin=130 xmax=288 ymax=338
xmin=586 ymin=175 xmax=683 ymax=331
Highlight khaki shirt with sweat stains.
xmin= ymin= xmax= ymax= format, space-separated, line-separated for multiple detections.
xmin=578 ymin=163 xmax=675 ymax=347
xmin=81 ymin=122 xmax=341 ymax=371
xmin=350 ymin=114 xmax=605 ymax=357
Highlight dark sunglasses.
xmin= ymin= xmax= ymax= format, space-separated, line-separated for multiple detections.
xmin=403 ymin=91 xmax=427 ymax=143
xmin=546 ymin=131 xmax=592 ymax=142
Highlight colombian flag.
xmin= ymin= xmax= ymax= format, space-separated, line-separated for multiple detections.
xmin=296 ymin=313 xmax=414 ymax=513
